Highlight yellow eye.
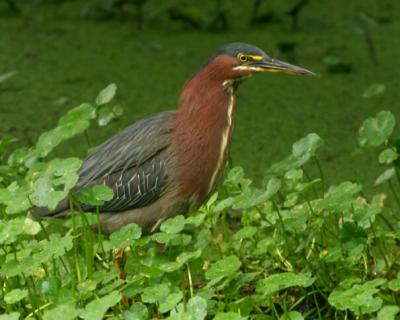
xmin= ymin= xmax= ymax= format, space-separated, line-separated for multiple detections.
xmin=237 ymin=54 xmax=248 ymax=63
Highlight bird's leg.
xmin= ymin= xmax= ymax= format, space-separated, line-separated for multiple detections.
xmin=113 ymin=248 xmax=131 ymax=306
xmin=113 ymin=248 xmax=126 ymax=279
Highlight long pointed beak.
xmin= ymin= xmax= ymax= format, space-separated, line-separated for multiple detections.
xmin=251 ymin=58 xmax=315 ymax=76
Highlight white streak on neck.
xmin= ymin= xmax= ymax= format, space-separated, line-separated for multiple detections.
xmin=207 ymin=80 xmax=235 ymax=194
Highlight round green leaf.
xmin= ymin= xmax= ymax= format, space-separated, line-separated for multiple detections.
xmin=205 ymin=255 xmax=241 ymax=281
xmin=328 ymin=278 xmax=386 ymax=315
xmin=4 ymin=288 xmax=28 ymax=304
xmin=389 ymin=279 xmax=400 ymax=292
xmin=159 ymin=292 xmax=183 ymax=313
xmin=279 ymin=311 xmax=304 ymax=320
xmin=77 ymin=280 xmax=97 ymax=293
xmin=377 ymin=305 xmax=400 ymax=320
xmin=160 ymin=215 xmax=186 ymax=234
xmin=379 ymin=148 xmax=398 ymax=164
xmin=80 ymin=291 xmax=121 ymax=320
xmin=122 ymin=303 xmax=148 ymax=320
xmin=256 ymin=272 xmax=314 ymax=296
xmin=109 ymin=223 xmax=142 ymax=248
xmin=97 ymin=105 xmax=123 ymax=126
xmin=0 ymin=313 xmax=20 ymax=320
xmin=28 ymin=158 xmax=82 ymax=210
xmin=141 ymin=283 xmax=169 ymax=304
xmin=358 ymin=111 xmax=395 ymax=148
xmin=77 ymin=185 xmax=114 ymax=206
xmin=23 ymin=217 xmax=41 ymax=235
xmin=292 ymin=133 xmax=324 ymax=159
xmin=43 ymin=304 xmax=80 ymax=320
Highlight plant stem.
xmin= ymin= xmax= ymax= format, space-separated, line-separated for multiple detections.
xmin=369 ymin=218 xmax=390 ymax=270
xmin=313 ymin=156 xmax=325 ymax=196
xmin=69 ymin=197 xmax=82 ymax=282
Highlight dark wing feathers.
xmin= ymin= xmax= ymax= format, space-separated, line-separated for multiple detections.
xmin=40 ymin=111 xmax=174 ymax=216
xmin=78 ymin=111 xmax=173 ymax=186
xmin=95 ymin=153 xmax=168 ymax=212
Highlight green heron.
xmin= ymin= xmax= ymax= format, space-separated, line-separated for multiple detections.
xmin=39 ymin=43 xmax=313 ymax=233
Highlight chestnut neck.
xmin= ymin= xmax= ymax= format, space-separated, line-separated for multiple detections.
xmin=171 ymin=59 xmax=240 ymax=207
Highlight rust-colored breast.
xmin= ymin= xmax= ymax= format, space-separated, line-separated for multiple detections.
xmin=171 ymin=56 xmax=238 ymax=209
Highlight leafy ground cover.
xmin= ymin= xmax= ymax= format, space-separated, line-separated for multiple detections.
xmin=0 ymin=86 xmax=399 ymax=319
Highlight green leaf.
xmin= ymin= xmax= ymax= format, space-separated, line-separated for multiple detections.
xmin=122 ymin=302 xmax=149 ymax=320
xmin=224 ymin=166 xmax=251 ymax=192
xmin=80 ymin=291 xmax=121 ymax=320
xmin=0 ymin=217 xmax=25 ymax=244
xmin=214 ymin=197 xmax=234 ymax=212
xmin=353 ymin=197 xmax=382 ymax=228
xmin=76 ymin=185 xmax=114 ymax=206
xmin=4 ymin=288 xmax=28 ymax=304
xmin=233 ymin=226 xmax=257 ymax=241
xmin=141 ymin=283 xmax=169 ymax=304
xmin=279 ymin=311 xmax=304 ymax=320
xmin=77 ymin=280 xmax=97 ymax=293
xmin=339 ymin=276 xmax=362 ymax=289
xmin=96 ymin=83 xmax=117 ymax=106
xmin=214 ymin=312 xmax=247 ymax=320
xmin=0 ymin=182 xmax=31 ymax=214
xmin=265 ymin=177 xmax=282 ymax=198
xmin=328 ymin=278 xmax=386 ymax=315
xmin=292 ymin=133 xmax=323 ymax=160
xmin=7 ymin=146 xmax=37 ymax=168
xmin=159 ymin=292 xmax=183 ymax=313
xmin=232 ymin=178 xmax=281 ymax=210
xmin=97 ymin=105 xmax=123 ymax=126
xmin=206 ymin=192 xmax=219 ymax=209
xmin=159 ymin=250 xmax=201 ymax=272
xmin=169 ymin=296 xmax=207 ymax=320
xmin=256 ymin=272 xmax=314 ymax=296
xmin=285 ymin=169 xmax=303 ymax=188
xmin=0 ymin=313 xmax=20 ymax=320
xmin=109 ymin=223 xmax=142 ymax=248
xmin=389 ymin=279 xmax=400 ymax=291
xmin=379 ymin=148 xmax=398 ymax=164
xmin=58 ymin=103 xmax=95 ymax=126
xmin=339 ymin=222 xmax=368 ymax=246
xmin=377 ymin=305 xmax=400 ymax=320
xmin=205 ymin=255 xmax=241 ymax=281
xmin=358 ymin=111 xmax=395 ymax=148
xmin=176 ymin=250 xmax=202 ymax=265
xmin=375 ymin=168 xmax=395 ymax=186
xmin=317 ymin=181 xmax=361 ymax=212
xmin=36 ymin=104 xmax=95 ymax=157
xmin=266 ymin=155 xmax=305 ymax=178
xmin=23 ymin=217 xmax=41 ymax=235
xmin=362 ymin=83 xmax=385 ymax=98
xmin=185 ymin=213 xmax=206 ymax=226
xmin=28 ymin=158 xmax=82 ymax=209
xmin=43 ymin=304 xmax=80 ymax=320
xmin=160 ymin=215 xmax=186 ymax=234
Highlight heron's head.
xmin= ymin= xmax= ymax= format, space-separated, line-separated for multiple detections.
xmin=203 ymin=42 xmax=314 ymax=81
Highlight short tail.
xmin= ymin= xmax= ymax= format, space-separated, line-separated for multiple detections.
xmin=36 ymin=198 xmax=70 ymax=217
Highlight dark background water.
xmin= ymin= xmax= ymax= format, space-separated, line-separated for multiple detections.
xmin=0 ymin=0 xmax=399 ymax=190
